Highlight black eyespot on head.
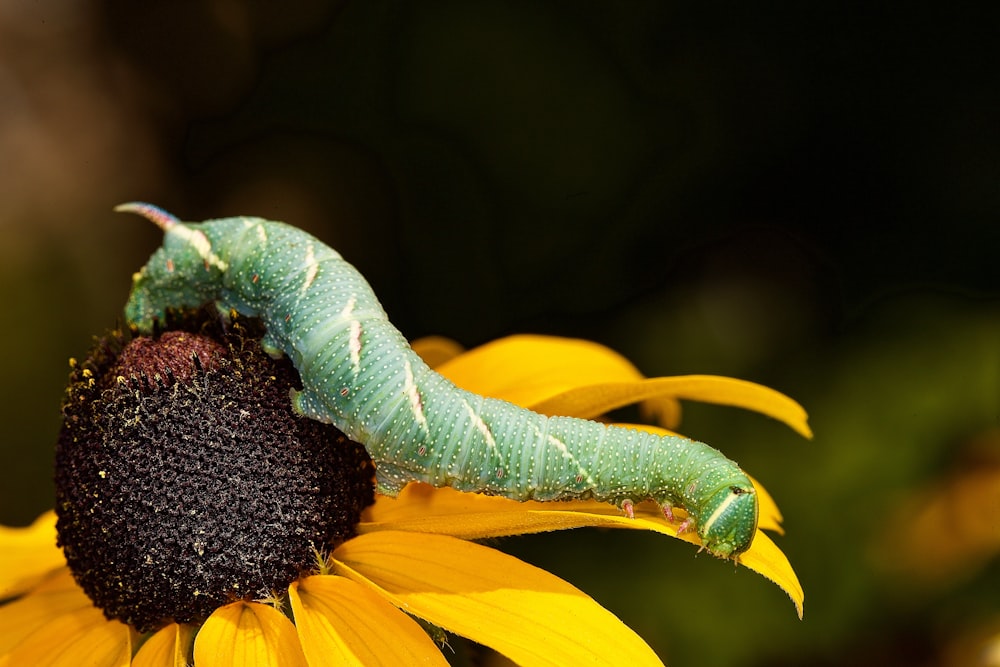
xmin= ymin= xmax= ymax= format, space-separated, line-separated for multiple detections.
xmin=730 ymin=485 xmax=748 ymax=495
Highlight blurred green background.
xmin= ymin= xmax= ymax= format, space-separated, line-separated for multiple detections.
xmin=2 ymin=2 xmax=998 ymax=665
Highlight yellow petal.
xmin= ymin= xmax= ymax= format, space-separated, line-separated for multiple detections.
xmin=333 ymin=531 xmax=664 ymax=667
xmin=533 ymin=375 xmax=812 ymax=438
xmin=360 ymin=482 xmax=646 ymax=540
xmin=361 ymin=484 xmax=801 ymax=616
xmin=747 ymin=474 xmax=784 ymax=535
xmin=0 ymin=604 xmax=133 ymax=667
xmin=0 ymin=569 xmax=92 ymax=654
xmin=429 ymin=335 xmax=812 ymax=436
xmin=433 ymin=334 xmax=667 ymax=407
xmin=411 ymin=335 xmax=466 ymax=368
xmin=289 ymin=575 xmax=448 ymax=666
xmin=365 ymin=476 xmax=784 ymax=540
xmin=194 ymin=601 xmax=307 ymax=667
xmin=735 ymin=531 xmax=805 ymax=619
xmin=0 ymin=511 xmax=66 ymax=598
xmin=133 ymin=623 xmax=196 ymax=667
xmin=562 ymin=501 xmax=803 ymax=618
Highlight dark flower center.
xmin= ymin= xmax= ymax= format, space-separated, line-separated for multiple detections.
xmin=54 ymin=316 xmax=375 ymax=633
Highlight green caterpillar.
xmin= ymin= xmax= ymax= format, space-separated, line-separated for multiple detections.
xmin=119 ymin=202 xmax=758 ymax=559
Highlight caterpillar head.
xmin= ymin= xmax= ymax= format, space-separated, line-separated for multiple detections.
xmin=696 ymin=483 xmax=759 ymax=560
xmin=117 ymin=203 xmax=229 ymax=333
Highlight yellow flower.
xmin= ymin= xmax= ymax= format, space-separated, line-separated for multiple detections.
xmin=0 ymin=324 xmax=807 ymax=666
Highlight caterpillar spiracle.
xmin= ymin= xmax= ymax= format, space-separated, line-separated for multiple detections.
xmin=118 ymin=202 xmax=759 ymax=559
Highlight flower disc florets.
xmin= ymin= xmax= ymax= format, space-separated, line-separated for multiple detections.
xmin=54 ymin=314 xmax=375 ymax=632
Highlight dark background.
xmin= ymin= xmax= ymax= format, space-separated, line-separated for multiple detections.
xmin=2 ymin=2 xmax=998 ymax=665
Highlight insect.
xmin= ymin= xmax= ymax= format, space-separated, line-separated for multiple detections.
xmin=117 ymin=202 xmax=759 ymax=559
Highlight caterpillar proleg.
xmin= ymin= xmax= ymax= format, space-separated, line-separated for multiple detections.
xmin=118 ymin=202 xmax=759 ymax=559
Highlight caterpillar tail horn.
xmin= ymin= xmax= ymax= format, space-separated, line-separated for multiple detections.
xmin=114 ymin=202 xmax=180 ymax=232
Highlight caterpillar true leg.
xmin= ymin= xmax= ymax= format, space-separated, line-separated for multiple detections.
xmin=662 ymin=504 xmax=677 ymax=524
